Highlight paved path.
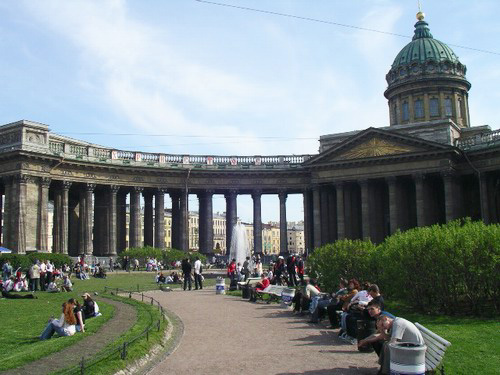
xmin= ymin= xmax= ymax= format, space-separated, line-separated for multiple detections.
xmin=4 ymin=297 xmax=137 ymax=375
xmin=146 ymin=289 xmax=379 ymax=375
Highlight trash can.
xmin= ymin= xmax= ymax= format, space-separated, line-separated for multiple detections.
xmin=389 ymin=342 xmax=426 ymax=375
xmin=241 ymin=285 xmax=250 ymax=299
xmin=215 ymin=277 xmax=225 ymax=295
xmin=281 ymin=288 xmax=295 ymax=309
xmin=357 ymin=319 xmax=376 ymax=353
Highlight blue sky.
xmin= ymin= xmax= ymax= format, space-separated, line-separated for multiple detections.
xmin=1 ymin=1 xmax=499 ymax=223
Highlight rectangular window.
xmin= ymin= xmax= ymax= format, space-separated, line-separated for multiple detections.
xmin=429 ymin=98 xmax=439 ymax=117
xmin=402 ymin=101 xmax=409 ymax=121
xmin=414 ymin=99 xmax=424 ymax=118
xmin=457 ymin=99 xmax=462 ymax=118
xmin=445 ymin=98 xmax=452 ymax=116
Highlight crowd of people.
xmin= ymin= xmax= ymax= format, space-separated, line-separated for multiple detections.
xmin=244 ymin=269 xmax=424 ymax=375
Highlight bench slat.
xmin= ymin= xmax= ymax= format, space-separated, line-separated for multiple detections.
xmin=425 ymin=347 xmax=445 ymax=369
xmin=425 ymin=341 xmax=447 ymax=359
xmin=415 ymin=323 xmax=451 ymax=347
xmin=420 ymin=331 xmax=449 ymax=353
xmin=425 ymin=358 xmax=438 ymax=371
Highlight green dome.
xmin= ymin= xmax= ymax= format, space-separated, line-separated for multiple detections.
xmin=391 ymin=20 xmax=460 ymax=69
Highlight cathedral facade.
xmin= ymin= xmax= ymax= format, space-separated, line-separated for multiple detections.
xmin=0 ymin=13 xmax=498 ymax=255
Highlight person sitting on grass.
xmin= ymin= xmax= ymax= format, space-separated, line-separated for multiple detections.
xmin=61 ymin=275 xmax=73 ymax=292
xmin=68 ymin=298 xmax=86 ymax=333
xmin=47 ymin=277 xmax=60 ymax=293
xmin=82 ymin=293 xmax=100 ymax=319
xmin=249 ymin=273 xmax=271 ymax=302
xmin=157 ymin=272 xmax=166 ymax=284
xmin=1 ymin=276 xmax=36 ymax=299
xmin=40 ymin=302 xmax=76 ymax=340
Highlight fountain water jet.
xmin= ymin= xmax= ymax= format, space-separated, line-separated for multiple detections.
xmin=229 ymin=222 xmax=251 ymax=267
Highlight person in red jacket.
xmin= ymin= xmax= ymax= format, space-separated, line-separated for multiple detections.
xmin=249 ymin=273 xmax=270 ymax=302
xmin=227 ymin=259 xmax=237 ymax=282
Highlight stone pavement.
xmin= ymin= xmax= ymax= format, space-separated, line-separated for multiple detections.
xmin=145 ymin=289 xmax=379 ymax=375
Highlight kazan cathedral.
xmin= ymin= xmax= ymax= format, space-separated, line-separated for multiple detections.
xmin=0 ymin=12 xmax=498 ymax=255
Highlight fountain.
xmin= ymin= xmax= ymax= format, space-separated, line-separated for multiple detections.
xmin=229 ymin=222 xmax=251 ymax=267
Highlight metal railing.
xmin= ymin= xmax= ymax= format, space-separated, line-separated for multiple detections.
xmin=57 ymin=287 xmax=166 ymax=375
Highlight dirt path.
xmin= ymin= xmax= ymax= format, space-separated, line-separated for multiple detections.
xmin=146 ymin=289 xmax=379 ymax=375
xmin=4 ymin=297 xmax=137 ymax=375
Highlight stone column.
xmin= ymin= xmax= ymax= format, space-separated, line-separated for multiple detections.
xmin=479 ymin=174 xmax=490 ymax=224
xmin=143 ymin=191 xmax=154 ymax=247
xmin=320 ymin=188 xmax=329 ymax=245
xmin=414 ymin=173 xmax=427 ymax=227
xmin=334 ymin=182 xmax=345 ymax=240
xmin=359 ymin=179 xmax=371 ymax=240
xmin=442 ymin=171 xmax=458 ymax=222
xmin=52 ymin=187 xmax=61 ymax=253
xmin=130 ymin=187 xmax=143 ymax=248
xmin=0 ymin=192 xmax=3 ymax=246
xmin=279 ymin=190 xmax=288 ymax=255
xmin=179 ymin=188 xmax=189 ymax=251
xmin=3 ymin=179 xmax=10 ymax=247
xmin=154 ymin=189 xmax=166 ymax=249
xmin=60 ymin=181 xmax=71 ymax=254
xmin=10 ymin=175 xmax=28 ymax=253
xmin=225 ymin=190 xmax=237 ymax=255
xmin=107 ymin=185 xmax=119 ymax=256
xmin=117 ymin=191 xmax=127 ymax=253
xmin=302 ymin=189 xmax=312 ymax=255
xmin=312 ymin=186 xmax=321 ymax=249
xmin=386 ymin=177 xmax=399 ymax=234
xmin=170 ymin=192 xmax=180 ymax=249
xmin=252 ymin=190 xmax=262 ymax=254
xmin=38 ymin=177 xmax=50 ymax=252
xmin=198 ymin=190 xmax=214 ymax=254
xmin=198 ymin=192 xmax=206 ymax=254
xmin=84 ymin=183 xmax=95 ymax=255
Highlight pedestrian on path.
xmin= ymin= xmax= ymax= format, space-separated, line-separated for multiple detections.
xmin=181 ymin=258 xmax=192 ymax=291
xmin=193 ymin=257 xmax=203 ymax=290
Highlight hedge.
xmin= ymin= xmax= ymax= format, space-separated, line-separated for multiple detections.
xmin=308 ymin=219 xmax=500 ymax=316
xmin=0 ymin=253 xmax=72 ymax=272
xmin=119 ymin=247 xmax=207 ymax=266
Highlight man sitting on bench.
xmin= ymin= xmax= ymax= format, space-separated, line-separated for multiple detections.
xmin=249 ymin=273 xmax=270 ymax=302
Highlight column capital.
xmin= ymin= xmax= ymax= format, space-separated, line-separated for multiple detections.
xmin=142 ymin=190 xmax=153 ymax=198
xmin=109 ymin=185 xmax=120 ymax=194
xmin=385 ymin=176 xmax=398 ymax=185
xmin=40 ymin=177 xmax=51 ymax=187
xmin=224 ymin=189 xmax=237 ymax=198
xmin=156 ymin=188 xmax=168 ymax=195
xmin=412 ymin=172 xmax=425 ymax=182
xmin=358 ymin=179 xmax=369 ymax=187
xmin=311 ymin=185 xmax=320 ymax=192
xmin=133 ymin=186 xmax=144 ymax=193
xmin=332 ymin=181 xmax=345 ymax=188
xmin=251 ymin=189 xmax=263 ymax=198
xmin=441 ymin=169 xmax=456 ymax=179
xmin=62 ymin=180 xmax=72 ymax=190
xmin=14 ymin=174 xmax=33 ymax=184
xmin=278 ymin=190 xmax=288 ymax=200
xmin=85 ymin=183 xmax=96 ymax=192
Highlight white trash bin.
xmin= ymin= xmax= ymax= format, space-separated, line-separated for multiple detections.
xmin=215 ymin=277 xmax=226 ymax=295
xmin=389 ymin=342 xmax=426 ymax=375
xmin=281 ymin=288 xmax=295 ymax=309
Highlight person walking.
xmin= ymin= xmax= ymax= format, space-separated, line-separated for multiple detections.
xmin=193 ymin=257 xmax=203 ymax=290
xmin=242 ymin=256 xmax=251 ymax=281
xmin=108 ymin=257 xmax=114 ymax=272
xmin=181 ymin=258 xmax=192 ymax=291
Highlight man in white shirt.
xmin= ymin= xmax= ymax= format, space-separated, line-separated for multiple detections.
xmin=46 ymin=260 xmax=54 ymax=287
xmin=39 ymin=261 xmax=47 ymax=291
xmin=193 ymin=257 xmax=203 ymax=290
xmin=377 ymin=315 xmax=425 ymax=375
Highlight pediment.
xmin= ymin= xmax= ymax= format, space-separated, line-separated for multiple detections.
xmin=306 ymin=127 xmax=453 ymax=165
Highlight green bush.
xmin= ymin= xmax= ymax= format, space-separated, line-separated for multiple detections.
xmin=0 ymin=253 xmax=72 ymax=272
xmin=307 ymin=239 xmax=377 ymax=293
xmin=307 ymin=219 xmax=499 ymax=316
xmin=119 ymin=247 xmax=207 ymax=267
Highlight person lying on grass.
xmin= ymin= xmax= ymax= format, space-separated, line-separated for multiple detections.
xmin=40 ymin=302 xmax=76 ymax=340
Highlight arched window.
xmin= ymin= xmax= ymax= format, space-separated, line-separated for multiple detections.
xmin=429 ymin=98 xmax=439 ymax=117
xmin=444 ymin=98 xmax=453 ymax=117
xmin=414 ymin=99 xmax=424 ymax=119
xmin=402 ymin=101 xmax=409 ymax=121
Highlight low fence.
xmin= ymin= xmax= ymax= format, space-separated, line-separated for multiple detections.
xmin=57 ymin=288 xmax=166 ymax=375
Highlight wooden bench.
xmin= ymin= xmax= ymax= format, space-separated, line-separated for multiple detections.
xmin=415 ymin=323 xmax=451 ymax=375
xmin=237 ymin=277 xmax=261 ymax=289
xmin=255 ymin=285 xmax=289 ymax=303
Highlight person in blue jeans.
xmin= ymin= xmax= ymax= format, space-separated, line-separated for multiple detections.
xmin=40 ymin=302 xmax=77 ymax=340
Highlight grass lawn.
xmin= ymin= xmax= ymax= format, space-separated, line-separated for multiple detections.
xmin=0 ymin=272 xmax=169 ymax=372
xmin=385 ymin=302 xmax=499 ymax=375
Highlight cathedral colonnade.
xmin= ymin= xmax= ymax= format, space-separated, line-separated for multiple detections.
xmin=0 ymin=168 xmax=498 ymax=255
